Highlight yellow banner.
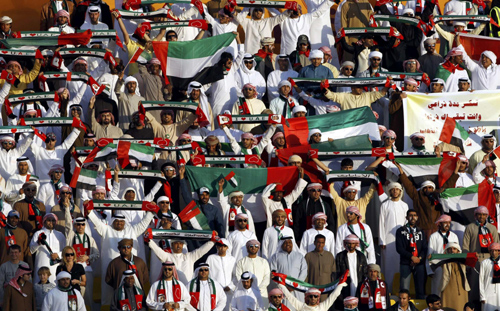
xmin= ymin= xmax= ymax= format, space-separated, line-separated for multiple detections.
xmin=403 ymin=90 xmax=500 ymax=151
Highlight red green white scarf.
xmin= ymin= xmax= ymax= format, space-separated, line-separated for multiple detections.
xmin=157 ymin=278 xmax=182 ymax=302
xmin=118 ymin=284 xmax=144 ymax=311
xmin=359 ymin=278 xmax=387 ymax=309
xmin=189 ymin=278 xmax=216 ymax=310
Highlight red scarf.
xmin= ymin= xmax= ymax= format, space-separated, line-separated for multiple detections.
xmin=492 ymin=257 xmax=500 ymax=284
xmin=255 ymin=49 xmax=273 ymax=59
xmin=163 ymin=181 xmax=172 ymax=204
xmin=441 ymin=60 xmax=465 ymax=73
xmin=238 ymin=98 xmax=251 ymax=115
xmin=298 ymin=50 xmax=310 ymax=57
xmin=270 ymin=303 xmax=291 ymax=311
xmin=157 ymin=278 xmax=182 ymax=303
xmin=189 ymin=278 xmax=216 ymax=310
xmin=478 ymin=222 xmax=493 ymax=253
xmin=407 ymin=225 xmax=418 ymax=257
xmin=27 ymin=200 xmax=43 ymax=230
xmin=359 ymin=278 xmax=387 ymax=309
xmin=119 ymin=293 xmax=143 ymax=310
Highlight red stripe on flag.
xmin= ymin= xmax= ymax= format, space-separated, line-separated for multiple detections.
xmin=69 ymin=166 xmax=81 ymax=188
xmin=152 ymin=41 xmax=170 ymax=84
xmin=460 ymin=34 xmax=500 ymax=64
xmin=439 ymin=117 xmax=456 ymax=143
xmin=493 ymin=146 xmax=500 ymax=159
xmin=465 ymin=252 xmax=478 ymax=268
xmin=438 ymin=153 xmax=457 ymax=188
xmin=178 ymin=200 xmax=197 ymax=221
xmin=225 ymin=171 xmax=235 ymax=181
xmin=57 ymin=29 xmax=92 ymax=46
xmin=478 ymin=179 xmax=497 ymax=228
xmin=66 ymin=72 xmax=72 ymax=82
xmin=83 ymin=146 xmax=100 ymax=163
xmin=117 ymin=141 xmax=131 ymax=168
xmin=266 ymin=167 xmax=300 ymax=195
xmin=129 ymin=47 xmax=145 ymax=64
xmin=283 ymin=117 xmax=310 ymax=147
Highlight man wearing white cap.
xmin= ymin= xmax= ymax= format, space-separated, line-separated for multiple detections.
xmin=430 ymin=78 xmax=445 ymax=93
xmin=231 ymin=272 xmax=264 ymax=311
xmin=206 ymin=239 xmax=236 ymax=308
xmin=469 ymin=134 xmax=500 ymax=174
xmin=378 ymin=182 xmax=408 ymax=291
xmin=262 ymin=210 xmax=299 ymax=260
xmin=419 ymin=38 xmax=443 ymax=81
xmin=4 ymin=157 xmax=36 ymax=205
xmin=80 ymin=6 xmax=109 ymax=32
xmin=0 ymin=134 xmax=33 ymax=183
xmin=231 ymin=83 xmax=267 ymax=132
xmin=30 ymin=213 xmax=65 ymax=284
xmin=479 ymin=242 xmax=500 ymax=311
xmin=115 ymin=72 xmax=145 ymax=131
xmin=426 ymin=214 xmax=459 ymax=295
xmin=269 ymin=80 xmax=300 ymax=118
xmin=434 ymin=19 xmax=486 ymax=55
xmin=335 ymin=206 xmax=375 ymax=264
xmin=267 ymin=55 xmax=299 ymax=102
xmin=300 ymin=212 xmax=335 ymax=253
xmin=236 ymin=54 xmax=266 ymax=100
xmin=456 ymin=36 xmax=500 ymax=90
xmin=457 ymin=77 xmax=471 ymax=91
xmin=228 ymin=215 xmax=258 ymax=261
xmin=217 ymin=180 xmax=256 ymax=237
xmin=146 ymin=262 xmax=191 ymax=310
xmin=298 ymin=50 xmax=334 ymax=80
xmin=404 ymin=132 xmax=431 ymax=155
xmin=42 ymin=271 xmax=85 ymax=311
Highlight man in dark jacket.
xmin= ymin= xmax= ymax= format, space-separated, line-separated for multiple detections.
xmin=355 ymin=264 xmax=389 ymax=311
xmin=396 ymin=209 xmax=427 ymax=299
xmin=335 ymin=234 xmax=368 ymax=309
xmin=387 ymin=290 xmax=418 ymax=311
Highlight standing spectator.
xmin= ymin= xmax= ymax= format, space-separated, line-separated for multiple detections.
xmin=110 ymin=270 xmax=147 ymax=311
xmin=434 ymin=48 xmax=470 ymax=93
xmin=306 ymin=234 xmax=336 ymax=301
xmin=235 ymin=240 xmax=270 ymax=300
xmin=2 ymin=264 xmax=35 ymax=311
xmin=40 ymin=0 xmax=75 ymax=31
xmin=479 ymin=242 xmax=500 ymax=311
xmin=261 ymin=210 xmax=298 ymax=260
xmin=387 ymin=290 xmax=418 ymax=311
xmin=33 ymin=267 xmax=55 ymax=311
xmin=41 ymin=271 xmax=85 ymax=311
xmin=0 ymin=210 xmax=30 ymax=266
xmin=439 ymin=242 xmax=470 ymax=311
xmin=186 ymin=264 xmax=227 ymax=311
xmin=0 ymin=244 xmax=28 ymax=306
xmin=231 ymin=272 xmax=264 ymax=311
xmin=301 ymin=212 xmax=336 ymax=254
xmin=56 ymin=246 xmax=86 ymax=294
xmin=418 ymin=38 xmax=443 ymax=81
xmin=267 ymin=56 xmax=299 ymax=102
xmin=0 ymin=16 xmax=13 ymax=39
xmin=355 ymin=264 xmax=389 ymax=311
xmin=231 ymin=84 xmax=267 ymax=132
xmin=336 ymin=234 xmax=368 ymax=298
xmin=336 ymin=206 xmax=375 ymax=264
xmin=14 ymin=181 xmax=46 ymax=239
xmin=146 ymin=262 xmax=191 ymax=310
xmin=206 ymin=239 xmax=236 ymax=309
xmin=396 ymin=209 xmax=427 ymax=299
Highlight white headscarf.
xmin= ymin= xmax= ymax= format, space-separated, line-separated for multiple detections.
xmin=187 ymin=81 xmax=210 ymax=129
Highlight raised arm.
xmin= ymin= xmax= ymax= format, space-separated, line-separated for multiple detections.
xmin=188 ymin=240 xmax=215 ymax=262
xmin=256 ymin=124 xmax=276 ymax=153
xmin=133 ymin=212 xmax=155 ymax=237
xmin=222 ymin=126 xmax=242 ymax=155
xmin=112 ymin=11 xmax=130 ymax=45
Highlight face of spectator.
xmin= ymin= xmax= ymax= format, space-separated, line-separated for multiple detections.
xmin=113 ymin=219 xmax=126 ymax=231
xmin=44 ymin=217 xmax=56 ymax=230
xmin=390 ymin=187 xmax=401 ymax=199
xmin=198 ymin=267 xmax=209 ymax=280
xmin=39 ymin=273 xmax=49 ymax=283
xmin=163 ymin=266 xmax=174 ymax=279
xmin=219 ymin=15 xmax=230 ymax=24
xmin=345 ymin=190 xmax=357 ymax=201
xmin=342 ymin=66 xmax=354 ymax=76
xmin=495 ymin=190 xmax=500 ymax=203
xmin=171 ymin=241 xmax=184 ymax=253
xmin=236 ymin=218 xmax=248 ymax=230
xmin=158 ymin=200 xmax=170 ymax=213
xmin=404 ymin=83 xmax=417 ymax=92
xmin=100 ymin=112 xmax=112 ymax=125
xmin=124 ymin=190 xmax=136 ymax=201
xmin=351 ymin=86 xmax=363 ymax=95
xmin=288 ymin=160 xmax=301 ymax=167
xmin=160 ymin=217 xmax=172 ymax=229
xmin=431 ymin=83 xmax=444 ymax=93
xmin=481 ymin=54 xmax=493 ymax=68
xmin=308 ymin=188 xmax=321 ymax=200
xmin=362 ymin=38 xmax=374 ymax=47
xmin=243 ymin=86 xmax=256 ymax=99
xmin=119 ymin=243 xmax=132 ymax=257
xmin=294 ymin=111 xmax=306 ymax=118
xmin=370 ymin=57 xmax=381 ymax=68
xmin=458 ymin=81 xmax=470 ymax=91
xmin=75 ymin=221 xmax=85 ymax=234
xmin=368 ymin=269 xmax=379 ymax=281
xmin=163 ymin=166 xmax=175 ymax=178
xmin=346 ymin=241 xmax=357 ymax=252
xmin=438 ymin=221 xmax=451 ymax=232
xmin=422 ymin=185 xmax=434 ymax=196
xmin=476 ymin=212 xmax=488 ymax=224
xmin=428 ymin=300 xmax=442 ymax=311
xmin=190 ymin=89 xmax=201 ymax=101
xmin=405 ymin=60 xmax=417 ymax=72
xmin=298 ymin=43 xmax=308 ymax=52
xmin=57 ymin=16 xmax=68 ymax=25
xmin=411 ymin=136 xmax=424 ymax=147
xmin=231 ymin=195 xmax=243 ymax=206
xmin=84 ymin=139 xmax=95 ymax=147
xmin=314 ymin=237 xmax=325 ymax=251
xmin=7 ymin=216 xmax=19 ymax=227
xmin=273 ymin=191 xmax=284 ymax=201
xmin=24 ymin=185 xmax=36 ymax=199
xmin=7 ymin=63 xmax=20 ymax=75
xmin=490 ymin=249 xmax=500 ymax=259
xmin=244 ymin=60 xmax=253 ymax=70
xmin=166 ymin=32 xmax=178 ymax=41
xmin=59 ymin=278 xmax=71 ymax=288
xmin=306 ymin=294 xmax=320 ymax=306
xmin=89 ymin=12 xmax=100 ymax=24
xmin=0 ymin=22 xmax=11 ymax=33
xmin=124 ymin=275 xmax=135 ymax=288
xmin=273 ymin=213 xmax=286 ymax=226
xmin=18 ymin=162 xmax=28 ymax=175
xmin=345 ymin=302 xmax=358 ymax=309
xmin=311 ymin=58 xmax=322 ymax=67
xmin=383 ymin=135 xmax=395 ymax=147
xmin=71 ymin=107 xmax=81 ymax=118
xmin=280 ymin=85 xmax=290 ymax=97
xmin=484 ymin=165 xmax=495 ymax=177
xmin=346 ymin=211 xmax=358 ymax=223
xmin=46 ymin=137 xmax=57 ymax=149
xmin=150 ymin=64 xmax=160 ymax=75
xmin=278 ymin=59 xmax=289 ymax=71
xmin=407 ymin=211 xmax=418 ymax=226
xmin=252 ymin=8 xmax=264 ymax=19
xmin=74 ymin=63 xmax=87 ymax=72
xmin=126 ymin=81 xmax=136 ymax=94
xmin=310 ymin=133 xmax=321 ymax=143
xmin=451 ymin=55 xmax=463 ymax=64
xmin=242 ymin=278 xmax=252 ymax=289
xmin=216 ymin=244 xmax=228 ymax=255
xmin=399 ymin=293 xmax=409 ymax=307
xmin=274 ymin=137 xmax=285 ymax=148
xmin=269 ymin=293 xmax=283 ymax=306
xmin=161 ymin=113 xmax=173 ymax=125
xmin=8 ymin=248 xmax=20 ymax=261
xmin=425 ymin=43 xmax=435 ymax=54
xmin=198 ymin=191 xmax=210 ymax=204
xmin=247 ymin=243 xmax=259 ymax=255
xmin=323 ymin=54 xmax=331 ymax=63
xmin=241 ymin=138 xmax=253 ymax=149
xmin=313 ymin=218 xmax=325 ymax=229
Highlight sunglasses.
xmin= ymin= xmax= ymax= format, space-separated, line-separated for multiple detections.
xmin=165 ymin=168 xmax=175 ymax=171
xmin=344 ymin=68 xmax=354 ymax=71
xmin=237 ymin=219 xmax=248 ymax=223
xmin=25 ymin=188 xmax=36 ymax=192
xmin=53 ymin=170 xmax=63 ymax=174
xmin=425 ymin=44 xmax=436 ymax=47
xmin=271 ymin=295 xmax=282 ymax=299
xmin=47 ymin=138 xmax=57 ymax=142
xmin=121 ymin=245 xmax=132 ymax=249
xmin=243 ymin=88 xmax=254 ymax=91
xmin=165 ymin=268 xmax=173 ymax=271
xmin=346 ymin=190 xmax=357 ymax=193
xmin=371 ymin=58 xmax=381 ymax=61
xmin=45 ymin=219 xmax=56 ymax=222
xmin=248 ymin=244 xmax=260 ymax=248
xmin=309 ymin=189 xmax=321 ymax=192
xmin=61 ymin=191 xmax=72 ymax=195
xmin=25 ymin=115 xmax=37 ymax=119
xmin=312 ymin=133 xmax=321 ymax=137
xmin=384 ymin=137 xmax=395 ymax=140
xmin=167 ymin=35 xmax=178 ymax=39
xmin=2 ymin=141 xmax=13 ymax=145
xmin=65 ymin=253 xmax=75 ymax=257
xmin=199 ymin=268 xmax=209 ymax=272
xmin=413 ymin=138 xmax=424 ymax=141
xmin=180 ymin=139 xmax=191 ymax=143
xmin=244 ymin=61 xmax=253 ymax=64
xmin=309 ymin=295 xmax=319 ymax=298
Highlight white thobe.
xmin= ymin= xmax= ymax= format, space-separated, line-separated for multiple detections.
xmin=30 ymin=228 xmax=66 ymax=284
xmin=148 ymin=240 xmax=215 ymax=284
xmin=336 ymin=223 xmax=376 ymax=264
xmin=426 ymin=230 xmax=459 ymax=295
xmin=42 ymin=287 xmax=86 ymax=311
xmin=261 ymin=226 xmax=300 ymax=260
xmin=234 ymin=10 xmax=290 ymax=54
xmin=457 ymin=44 xmax=500 ymax=90
xmin=441 ymin=65 xmax=469 ymax=93
xmin=235 ymin=67 xmax=266 ymax=100
xmin=278 ymin=282 xmax=345 ymax=311
xmin=208 ymin=128 xmax=244 ymax=144
xmin=228 ymin=229 xmax=258 ymax=261
xmin=347 ymin=251 xmax=358 ymax=296
xmin=48 ymin=24 xmax=75 ymax=33
xmin=194 ymin=279 xmax=226 ymax=311
xmin=146 ymin=279 xmax=191 ymax=310
xmin=479 ymin=258 xmax=500 ymax=311
xmin=378 ymin=199 xmax=408 ymax=292
xmin=80 ymin=21 xmax=110 ymax=47
xmin=87 ymin=210 xmax=154 ymax=305
xmin=0 ymin=137 xmax=33 ymax=182
xmin=266 ymin=69 xmax=299 ymax=102
xmin=206 ymin=254 xmax=237 ymax=308
xmin=230 ymin=97 xmax=267 ymax=132
xmin=261 ymin=179 xmax=308 ymax=227
xmin=207 ymin=44 xmax=244 ymax=117
xmin=218 ymin=191 xmax=256 ymax=237
xmin=148 ymin=237 xmax=187 ymax=283
xmin=37 ymin=182 xmax=60 ymax=211
xmin=205 ymin=14 xmax=239 ymax=36
xmin=279 ymin=0 xmax=333 ymax=54
xmin=231 ymin=286 xmax=264 ymax=311
xmin=455 ymin=172 xmax=475 ymax=188
xmin=5 ymin=174 xmax=40 ymax=204
xmin=170 ymin=3 xmax=204 ymax=41
xmin=235 ymin=256 xmax=271 ymax=299
xmin=305 ymin=0 xmax=337 ymax=65
xmin=300 ymin=228 xmax=335 ymax=254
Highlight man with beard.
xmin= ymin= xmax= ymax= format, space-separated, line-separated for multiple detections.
xmin=261 ymin=210 xmax=299 ymax=260
xmin=0 ymin=211 xmax=30 ymax=266
xmin=89 ymin=95 xmax=124 ymax=139
xmin=125 ymin=111 xmax=154 ymax=139
xmin=42 ymin=271 xmax=85 ymax=311
xmin=178 ymin=81 xmax=214 ymax=134
xmin=146 ymin=262 xmax=191 ymax=310
xmin=115 ymin=74 xmax=145 ymax=131
xmin=14 ymin=182 xmax=46 ymax=238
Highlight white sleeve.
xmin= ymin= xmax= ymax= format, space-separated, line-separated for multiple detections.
xmin=60 ymin=128 xmax=80 ymax=150
xmin=256 ymin=125 xmax=276 ymax=154
xmin=0 ymin=81 xmax=11 ymax=104
xmin=87 ymin=210 xmax=107 ymax=237
xmin=146 ymin=282 xmax=164 ymax=310
xmin=148 ymin=239 xmax=172 ymax=263
xmin=214 ymin=282 xmax=227 ymax=311
xmin=365 ymin=227 xmax=376 ymax=264
xmin=284 ymin=178 xmax=308 ymax=206
xmin=379 ymin=206 xmax=386 ymax=246
xmin=144 ymin=182 xmax=162 ymax=202
xmin=473 ymin=162 xmax=487 ymax=184
xmin=133 ymin=212 xmax=155 ymax=237
xmin=223 ymin=126 xmax=241 ymax=155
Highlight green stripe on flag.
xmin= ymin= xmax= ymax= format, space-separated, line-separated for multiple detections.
xmin=395 ymin=157 xmax=443 ymax=166
xmin=456 ymin=123 xmax=469 ymax=141
xmin=167 ymin=33 xmax=236 ymax=59
xmin=439 ymin=184 xmax=479 ymax=199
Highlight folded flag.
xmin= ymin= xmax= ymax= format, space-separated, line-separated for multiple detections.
xmin=178 ymin=201 xmax=211 ymax=230
xmin=383 ymin=157 xmax=444 ymax=188
xmin=439 ymin=117 xmax=469 ymax=153
xmin=152 ymin=32 xmax=236 ymax=88
xmin=0 ymin=30 xmax=92 ymax=48
xmin=272 ymin=270 xmax=349 ymax=294
xmin=69 ymin=167 xmax=97 ymax=191
xmin=429 ymin=253 xmax=478 ymax=271
xmin=110 ymin=169 xmax=165 ymax=181
xmin=147 ymin=228 xmax=215 ymax=240
xmin=224 ymin=171 xmax=238 ymax=187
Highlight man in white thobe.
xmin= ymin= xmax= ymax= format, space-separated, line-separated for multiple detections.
xmin=187 ymin=263 xmax=227 ymax=311
xmin=235 ymin=239 xmax=271 ymax=300
xmin=42 ymin=271 xmax=85 ymax=311
xmin=146 ymin=262 xmax=191 ymax=310
xmin=378 ymin=182 xmax=408 ymax=292
xmin=335 ymin=206 xmax=376 ymax=264
xmin=480 ymin=242 xmax=500 ymax=311
xmin=262 ymin=177 xmax=307 ymax=228
xmin=267 ymin=56 xmax=299 ymax=102
xmin=231 ymin=272 xmax=264 ymax=311
xmin=206 ymin=239 xmax=236 ymax=309
xmin=300 ymin=212 xmax=335 ymax=254
xmin=227 ymin=213 xmax=258 ymax=261
xmin=426 ymin=214 xmax=460 ymax=295
xmin=262 ymin=210 xmax=299 ymax=260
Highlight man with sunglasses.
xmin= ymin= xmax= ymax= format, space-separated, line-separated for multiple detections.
xmin=404 ymin=133 xmax=431 ymax=155
xmin=267 ymin=55 xmax=299 ymax=102
xmin=50 ymin=185 xmax=83 ymax=234
xmin=468 ymin=134 xmax=500 ymax=175
xmin=5 ymin=156 xmax=37 ymax=205
xmin=89 ymin=95 xmax=124 ymax=139
xmin=230 ymin=83 xmax=266 ymax=133
xmin=357 ymin=51 xmax=387 ymax=79
xmin=218 ymin=180 xmax=256 ymax=237
xmin=335 ymin=234 xmax=368 ymax=299
xmin=418 ymin=38 xmax=443 ymax=81
xmin=105 ymin=238 xmax=149 ymax=305
xmin=0 ymin=134 xmax=33 ymax=183
xmin=228 ymin=214 xmax=258 ymax=261
xmin=235 ymin=239 xmax=270 ymax=300
xmin=206 ymin=239 xmax=236 ymax=309
xmin=65 ymin=216 xmax=99 ymax=306
xmin=231 ymin=271 xmax=264 ymax=311
xmin=187 ymin=263 xmax=227 ymax=311
xmin=30 ymin=213 xmax=65 ymax=284
xmin=236 ymin=54 xmax=266 ymax=100
xmin=14 ymin=182 xmax=46 ymax=239
xmin=146 ymin=261 xmax=191 ymax=310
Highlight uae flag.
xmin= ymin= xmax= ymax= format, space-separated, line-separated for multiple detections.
xmin=129 ymin=47 xmax=144 ymax=64
xmin=460 ymin=33 xmax=500 ymax=64
xmin=429 ymin=253 xmax=478 ymax=271
xmin=383 ymin=157 xmax=443 ymax=187
xmin=439 ymin=117 xmax=469 ymax=153
xmin=440 ymin=179 xmax=497 ymax=231
xmin=152 ymin=32 xmax=236 ymax=89
xmin=84 ymin=143 xmax=117 ymax=163
xmin=185 ymin=166 xmax=300 ymax=221
xmin=69 ymin=167 xmax=97 ymax=190
xmin=283 ymin=107 xmax=380 ymax=147
xmin=272 ymin=270 xmax=348 ymax=294
xmin=178 ymin=201 xmax=211 ymax=230
xmin=116 ymin=140 xmax=155 ymax=168
xmin=225 ymin=171 xmax=238 ymax=187
xmin=1 ymin=30 xmax=93 ymax=48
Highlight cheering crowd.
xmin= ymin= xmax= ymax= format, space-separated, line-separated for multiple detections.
xmin=1 ymin=0 xmax=500 ymax=310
